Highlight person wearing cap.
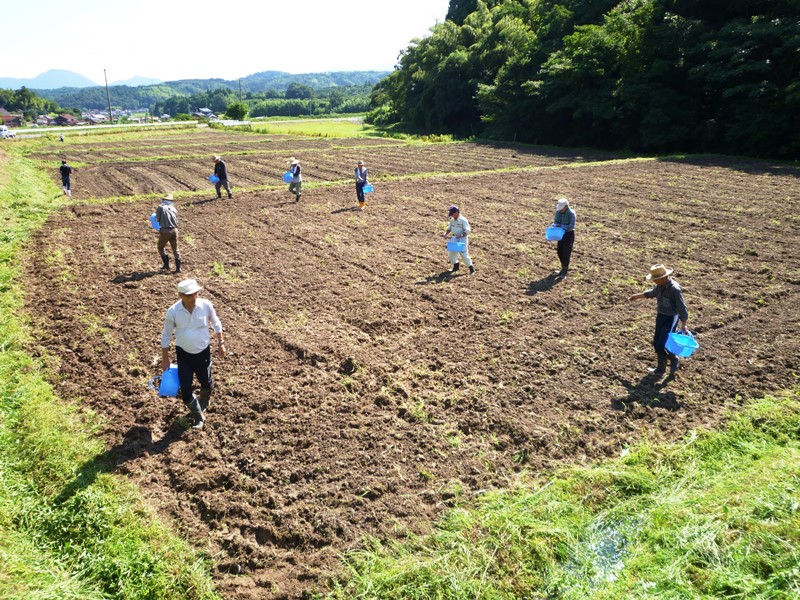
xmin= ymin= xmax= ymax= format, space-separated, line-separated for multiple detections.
xmin=59 ymin=160 xmax=73 ymax=196
xmin=212 ymin=155 xmax=232 ymax=199
xmin=155 ymin=193 xmax=181 ymax=273
xmin=354 ymin=160 xmax=368 ymax=210
xmin=442 ymin=205 xmax=475 ymax=275
xmin=287 ymin=157 xmax=302 ymax=201
xmin=160 ymin=279 xmax=225 ymax=429
xmin=629 ymin=264 xmax=689 ymax=375
xmin=552 ymin=197 xmax=576 ymax=279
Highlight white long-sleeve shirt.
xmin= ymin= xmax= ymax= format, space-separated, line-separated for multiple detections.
xmin=446 ymin=215 xmax=471 ymax=238
xmin=161 ymin=298 xmax=223 ymax=354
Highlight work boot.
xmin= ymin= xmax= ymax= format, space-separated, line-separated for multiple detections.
xmin=449 ymin=262 xmax=460 ymax=273
xmin=469 ymin=265 xmax=476 ymax=275
xmin=669 ymin=355 xmax=680 ymax=374
xmin=190 ymin=411 xmax=205 ymax=430
xmin=648 ymin=354 xmax=668 ymax=374
xmin=197 ymin=387 xmax=212 ymax=414
xmin=228 ymin=194 xmax=233 ymax=199
xmin=174 ymin=257 xmax=181 ymax=273
xmin=160 ymin=254 xmax=170 ymax=270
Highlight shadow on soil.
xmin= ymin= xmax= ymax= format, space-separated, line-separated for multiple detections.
xmin=416 ymin=270 xmax=467 ymax=285
xmin=526 ymin=273 xmax=562 ymax=296
xmin=331 ymin=206 xmax=361 ymax=214
xmin=54 ymin=423 xmax=185 ymax=505
xmin=111 ymin=271 xmax=170 ymax=284
xmin=610 ymin=372 xmax=681 ymax=411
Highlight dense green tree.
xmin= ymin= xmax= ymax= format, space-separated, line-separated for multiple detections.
xmin=285 ymin=83 xmax=314 ymax=99
xmin=225 ymin=101 xmax=249 ymax=120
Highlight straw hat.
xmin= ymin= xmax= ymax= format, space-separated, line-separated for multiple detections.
xmin=212 ymin=155 xmax=221 ymax=161
xmin=556 ymin=198 xmax=569 ymax=211
xmin=288 ymin=157 xmax=299 ymax=165
xmin=177 ymin=279 xmax=202 ymax=295
xmin=646 ymin=264 xmax=673 ymax=280
xmin=161 ymin=193 xmax=174 ymax=201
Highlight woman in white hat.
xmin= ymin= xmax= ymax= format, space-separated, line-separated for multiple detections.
xmin=552 ymin=197 xmax=576 ymax=279
xmin=287 ymin=157 xmax=302 ymax=201
xmin=629 ymin=264 xmax=690 ymax=375
xmin=354 ymin=160 xmax=368 ymax=210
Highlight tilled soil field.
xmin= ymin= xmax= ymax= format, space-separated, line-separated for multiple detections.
xmin=24 ymin=131 xmax=800 ymax=598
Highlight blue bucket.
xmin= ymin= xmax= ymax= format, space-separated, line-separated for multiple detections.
xmin=209 ymin=174 xmax=220 ymax=184
xmin=447 ymin=240 xmax=466 ymax=252
xmin=149 ymin=213 xmax=160 ymax=231
xmin=148 ymin=364 xmax=180 ymax=397
xmin=282 ymin=171 xmax=293 ymax=183
xmin=363 ymin=183 xmax=374 ymax=194
xmin=545 ymin=226 xmax=565 ymax=241
xmin=665 ymin=331 xmax=699 ymax=358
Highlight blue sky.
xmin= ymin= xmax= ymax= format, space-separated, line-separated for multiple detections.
xmin=3 ymin=0 xmax=450 ymax=83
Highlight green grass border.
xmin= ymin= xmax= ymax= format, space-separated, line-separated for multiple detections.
xmin=0 ymin=140 xmax=220 ymax=599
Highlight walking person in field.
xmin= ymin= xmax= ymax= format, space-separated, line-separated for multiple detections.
xmin=212 ymin=155 xmax=232 ymax=199
xmin=629 ymin=264 xmax=689 ymax=375
xmin=354 ymin=160 xmax=368 ymax=210
xmin=552 ymin=197 xmax=576 ymax=279
xmin=442 ymin=205 xmax=475 ymax=275
xmin=160 ymin=279 xmax=225 ymax=430
xmin=155 ymin=193 xmax=181 ymax=273
xmin=59 ymin=160 xmax=73 ymax=196
xmin=287 ymin=157 xmax=302 ymax=201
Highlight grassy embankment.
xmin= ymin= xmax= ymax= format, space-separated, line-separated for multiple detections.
xmin=0 ymin=140 xmax=219 ymax=599
xmin=329 ymin=387 xmax=800 ymax=599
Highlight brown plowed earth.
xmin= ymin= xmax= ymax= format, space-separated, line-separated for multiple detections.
xmin=43 ymin=139 xmax=618 ymax=200
xmin=24 ymin=146 xmax=800 ymax=599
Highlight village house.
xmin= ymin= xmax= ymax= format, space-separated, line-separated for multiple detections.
xmin=0 ymin=108 xmax=23 ymax=127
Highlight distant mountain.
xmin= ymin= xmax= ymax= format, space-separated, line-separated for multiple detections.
xmin=33 ymin=69 xmax=390 ymax=111
xmin=0 ymin=69 xmax=99 ymax=89
xmin=110 ymin=76 xmax=164 ymax=87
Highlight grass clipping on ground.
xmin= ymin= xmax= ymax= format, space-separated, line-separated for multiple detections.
xmin=0 ymin=143 xmax=218 ymax=599
xmin=331 ymin=389 xmax=800 ymax=599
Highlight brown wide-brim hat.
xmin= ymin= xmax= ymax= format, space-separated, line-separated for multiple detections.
xmin=646 ymin=264 xmax=673 ymax=280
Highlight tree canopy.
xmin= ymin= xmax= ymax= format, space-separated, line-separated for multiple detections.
xmin=369 ymin=0 xmax=800 ymax=158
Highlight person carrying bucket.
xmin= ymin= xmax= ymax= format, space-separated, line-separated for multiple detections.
xmin=212 ymin=155 xmax=232 ymax=199
xmin=354 ymin=160 xmax=368 ymax=210
xmin=442 ymin=205 xmax=475 ymax=275
xmin=160 ymin=279 xmax=226 ymax=429
xmin=155 ymin=193 xmax=181 ymax=273
xmin=287 ymin=157 xmax=302 ymax=202
xmin=552 ymin=197 xmax=576 ymax=279
xmin=629 ymin=264 xmax=689 ymax=376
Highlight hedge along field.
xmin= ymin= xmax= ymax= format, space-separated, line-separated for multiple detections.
xmin=0 ymin=139 xmax=220 ymax=599
xmin=18 ymin=127 xmax=800 ymax=598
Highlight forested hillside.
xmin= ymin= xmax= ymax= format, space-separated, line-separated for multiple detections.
xmin=370 ymin=0 xmax=800 ymax=158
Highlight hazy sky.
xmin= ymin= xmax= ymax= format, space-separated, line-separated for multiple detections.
xmin=4 ymin=0 xmax=450 ymax=83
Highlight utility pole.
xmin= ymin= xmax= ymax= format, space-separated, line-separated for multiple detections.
xmin=239 ymin=78 xmax=242 ymax=102
xmin=104 ymin=69 xmax=113 ymax=124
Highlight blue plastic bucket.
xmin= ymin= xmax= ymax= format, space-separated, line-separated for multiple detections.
xmin=363 ymin=183 xmax=374 ymax=194
xmin=665 ymin=331 xmax=699 ymax=358
xmin=545 ymin=226 xmax=565 ymax=241
xmin=447 ymin=240 xmax=466 ymax=252
xmin=148 ymin=364 xmax=180 ymax=397
xmin=149 ymin=213 xmax=160 ymax=231
xmin=282 ymin=171 xmax=293 ymax=183
xmin=209 ymin=174 xmax=220 ymax=184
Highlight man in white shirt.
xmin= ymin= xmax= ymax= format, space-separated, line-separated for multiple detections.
xmin=160 ymin=279 xmax=225 ymax=429
xmin=442 ymin=205 xmax=475 ymax=275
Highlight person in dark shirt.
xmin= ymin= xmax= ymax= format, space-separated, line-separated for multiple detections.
xmin=354 ymin=160 xmax=368 ymax=209
xmin=155 ymin=193 xmax=181 ymax=273
xmin=552 ymin=197 xmax=576 ymax=279
xmin=59 ymin=160 xmax=73 ymax=196
xmin=287 ymin=157 xmax=302 ymax=202
xmin=213 ymin=155 xmax=232 ymax=199
xmin=629 ymin=264 xmax=690 ymax=375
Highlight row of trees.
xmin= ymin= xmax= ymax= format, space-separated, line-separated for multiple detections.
xmin=0 ymin=87 xmax=60 ymax=120
xmin=370 ymin=0 xmax=800 ymax=158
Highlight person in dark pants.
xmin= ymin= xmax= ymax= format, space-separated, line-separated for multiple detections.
xmin=629 ymin=264 xmax=689 ymax=375
xmin=155 ymin=193 xmax=181 ymax=273
xmin=213 ymin=155 xmax=232 ymax=199
xmin=552 ymin=197 xmax=575 ymax=279
xmin=59 ymin=160 xmax=73 ymax=196
xmin=160 ymin=279 xmax=225 ymax=429
xmin=287 ymin=157 xmax=302 ymax=201
xmin=354 ymin=160 xmax=368 ymax=210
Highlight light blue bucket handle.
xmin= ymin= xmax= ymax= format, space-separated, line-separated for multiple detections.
xmin=147 ymin=375 xmax=161 ymax=391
